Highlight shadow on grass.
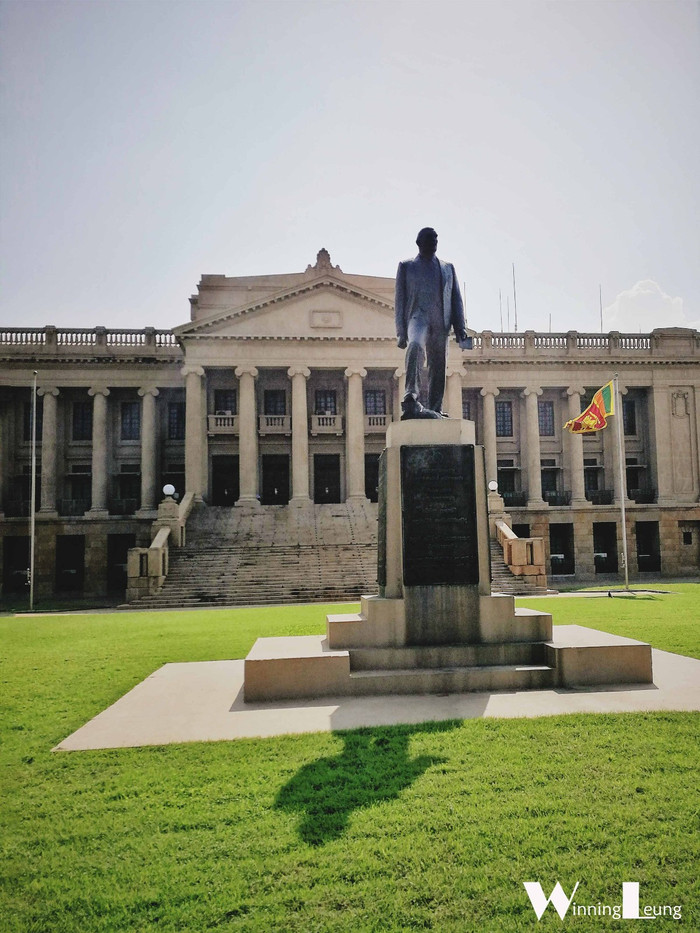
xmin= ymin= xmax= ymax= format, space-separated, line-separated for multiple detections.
xmin=274 ymin=720 xmax=458 ymax=846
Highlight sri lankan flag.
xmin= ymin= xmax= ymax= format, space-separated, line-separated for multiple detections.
xmin=564 ymin=380 xmax=615 ymax=433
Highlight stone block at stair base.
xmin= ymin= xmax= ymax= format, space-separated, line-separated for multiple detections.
xmin=327 ymin=595 xmax=406 ymax=649
xmin=547 ymin=625 xmax=653 ymax=687
xmin=244 ymin=636 xmax=349 ymax=701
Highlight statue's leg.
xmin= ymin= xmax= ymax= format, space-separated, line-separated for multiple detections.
xmin=426 ymin=330 xmax=450 ymax=413
xmin=404 ymin=316 xmax=428 ymax=401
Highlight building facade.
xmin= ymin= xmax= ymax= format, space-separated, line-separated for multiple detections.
xmin=1 ymin=248 xmax=699 ymax=599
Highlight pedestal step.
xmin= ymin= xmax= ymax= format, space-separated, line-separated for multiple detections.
xmin=243 ymin=625 xmax=653 ymax=702
xmin=349 ymin=642 xmax=547 ymax=671
xmin=348 ymin=664 xmax=555 ymax=696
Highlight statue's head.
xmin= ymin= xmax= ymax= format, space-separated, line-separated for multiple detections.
xmin=416 ymin=227 xmax=438 ymax=256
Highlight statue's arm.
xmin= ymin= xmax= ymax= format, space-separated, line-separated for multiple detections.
xmin=450 ymin=265 xmax=467 ymax=340
xmin=395 ymin=262 xmax=408 ymax=348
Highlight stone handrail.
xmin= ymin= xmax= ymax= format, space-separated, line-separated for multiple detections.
xmin=495 ymin=519 xmax=547 ymax=588
xmin=125 ymin=491 xmax=195 ymax=602
xmin=179 ymin=491 xmax=195 ymax=530
xmin=126 ymin=527 xmax=171 ymax=601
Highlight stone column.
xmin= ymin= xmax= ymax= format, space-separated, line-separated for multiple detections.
xmin=288 ymin=365 xmax=311 ymax=506
xmin=522 ymin=386 xmax=545 ymax=507
xmin=393 ymin=369 xmax=406 ymax=422
xmin=566 ymin=386 xmax=589 ymax=506
xmin=480 ymin=386 xmax=500 ymax=487
xmin=610 ymin=383 xmax=630 ymax=505
xmin=650 ymin=385 xmax=674 ymax=504
xmin=446 ymin=367 xmax=464 ymax=420
xmin=138 ymin=386 xmax=159 ymax=512
xmin=345 ymin=367 xmax=368 ymax=501
xmin=37 ymin=387 xmax=59 ymax=514
xmin=235 ymin=365 xmax=260 ymax=506
xmin=182 ymin=366 xmax=205 ymax=499
xmin=88 ymin=386 xmax=110 ymax=514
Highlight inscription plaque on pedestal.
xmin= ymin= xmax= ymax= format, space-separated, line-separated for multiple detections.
xmin=400 ymin=445 xmax=478 ymax=587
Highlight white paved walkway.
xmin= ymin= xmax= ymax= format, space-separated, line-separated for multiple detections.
xmin=55 ymin=645 xmax=700 ymax=751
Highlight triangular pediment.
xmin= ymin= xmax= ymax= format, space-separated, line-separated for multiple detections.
xmin=174 ymin=274 xmax=396 ymax=340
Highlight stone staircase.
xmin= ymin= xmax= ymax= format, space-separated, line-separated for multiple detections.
xmin=128 ymin=502 xmax=378 ymax=609
xmin=489 ymin=538 xmax=549 ymax=596
xmin=127 ymin=502 xmax=548 ymax=609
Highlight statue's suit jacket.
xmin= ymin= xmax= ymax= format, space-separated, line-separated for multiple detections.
xmin=394 ymin=256 xmax=466 ymax=339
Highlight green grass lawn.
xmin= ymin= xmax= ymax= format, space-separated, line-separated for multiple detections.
xmin=1 ymin=590 xmax=699 ymax=932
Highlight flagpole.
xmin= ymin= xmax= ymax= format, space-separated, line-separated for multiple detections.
xmin=613 ymin=372 xmax=630 ymax=591
xmin=29 ymin=370 xmax=38 ymax=611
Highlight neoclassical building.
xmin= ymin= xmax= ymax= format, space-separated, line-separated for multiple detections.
xmin=1 ymin=248 xmax=699 ymax=599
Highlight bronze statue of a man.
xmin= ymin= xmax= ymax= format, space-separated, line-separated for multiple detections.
xmin=395 ymin=227 xmax=468 ymax=419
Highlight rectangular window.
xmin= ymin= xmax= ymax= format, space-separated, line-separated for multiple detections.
xmin=167 ymin=402 xmax=185 ymax=440
xmin=264 ymin=389 xmax=286 ymax=415
xmin=496 ymin=459 xmax=516 ymax=493
xmin=72 ymin=401 xmax=93 ymax=441
xmin=214 ymin=389 xmax=237 ymax=414
xmin=315 ymin=390 xmax=337 ymax=415
xmin=120 ymin=401 xmax=140 ymax=440
xmin=541 ymin=459 xmax=558 ymax=494
xmin=364 ymin=390 xmax=386 ymax=415
xmin=23 ymin=398 xmax=43 ymax=442
xmin=623 ymin=400 xmax=637 ymax=436
xmin=538 ymin=400 xmax=555 ymax=436
xmin=584 ymin=459 xmax=600 ymax=493
xmin=495 ymin=400 xmax=513 ymax=436
xmin=462 ymin=392 xmax=471 ymax=420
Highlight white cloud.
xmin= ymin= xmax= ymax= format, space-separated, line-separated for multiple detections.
xmin=603 ymin=280 xmax=698 ymax=333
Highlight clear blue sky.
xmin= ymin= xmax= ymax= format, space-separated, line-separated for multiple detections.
xmin=1 ymin=0 xmax=698 ymax=333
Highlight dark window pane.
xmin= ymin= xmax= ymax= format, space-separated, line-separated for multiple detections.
xmin=315 ymin=390 xmax=337 ymax=415
xmin=538 ymin=401 xmax=555 ymax=436
xmin=584 ymin=468 xmax=600 ymax=493
xmin=72 ymin=401 xmax=93 ymax=441
xmin=168 ymin=402 xmax=185 ymax=440
xmin=121 ymin=401 xmax=140 ymax=440
xmin=541 ymin=469 xmax=558 ymax=493
xmin=623 ymin=400 xmax=636 ymax=436
xmin=214 ymin=390 xmax=237 ymax=414
xmin=462 ymin=394 xmax=471 ymax=420
xmin=264 ymin=390 xmax=286 ymax=415
xmin=495 ymin=400 xmax=513 ymax=436
xmin=364 ymin=390 xmax=386 ymax=415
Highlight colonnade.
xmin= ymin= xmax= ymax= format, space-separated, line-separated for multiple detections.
xmin=28 ymin=373 xmax=645 ymax=514
xmin=35 ymin=383 xmax=163 ymax=515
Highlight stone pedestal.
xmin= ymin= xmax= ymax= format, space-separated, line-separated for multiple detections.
xmin=243 ymin=420 xmax=653 ymax=701
xmin=377 ymin=420 xmax=488 ymax=644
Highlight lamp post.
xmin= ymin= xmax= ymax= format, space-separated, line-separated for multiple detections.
xmin=29 ymin=371 xmax=38 ymax=610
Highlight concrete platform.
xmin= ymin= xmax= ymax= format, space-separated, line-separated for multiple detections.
xmin=55 ymin=636 xmax=700 ymax=752
xmin=243 ymin=624 xmax=652 ymax=701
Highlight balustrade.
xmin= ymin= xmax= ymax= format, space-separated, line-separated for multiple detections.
xmin=364 ymin=413 xmax=387 ymax=433
xmin=258 ymin=414 xmax=292 ymax=435
xmin=311 ymin=414 xmax=343 ymax=435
